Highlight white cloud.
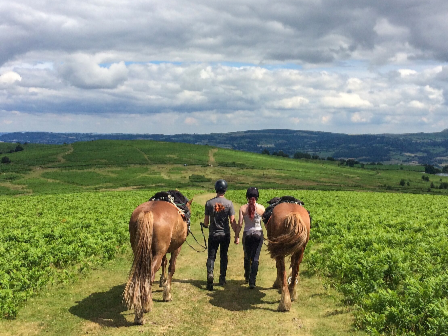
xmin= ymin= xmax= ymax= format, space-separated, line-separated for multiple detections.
xmin=269 ymin=96 xmax=309 ymax=109
xmin=321 ymin=93 xmax=372 ymax=108
xmin=0 ymin=0 xmax=448 ymax=134
xmin=351 ymin=112 xmax=372 ymax=123
xmin=58 ymin=55 xmax=128 ymax=89
xmin=0 ymin=71 xmax=22 ymax=84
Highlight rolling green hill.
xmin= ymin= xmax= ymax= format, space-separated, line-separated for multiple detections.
xmin=3 ymin=129 xmax=448 ymax=166
xmin=1 ymin=139 xmax=447 ymax=196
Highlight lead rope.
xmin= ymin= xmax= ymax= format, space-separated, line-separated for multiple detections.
xmin=185 ymin=222 xmax=208 ymax=252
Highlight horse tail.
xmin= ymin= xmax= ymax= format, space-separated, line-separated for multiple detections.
xmin=124 ymin=211 xmax=153 ymax=311
xmin=268 ymin=212 xmax=308 ymax=259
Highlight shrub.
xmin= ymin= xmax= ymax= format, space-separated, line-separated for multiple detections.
xmin=189 ymin=174 xmax=212 ymax=182
xmin=1 ymin=156 xmax=11 ymax=164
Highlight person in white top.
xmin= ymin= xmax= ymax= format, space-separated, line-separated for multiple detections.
xmin=234 ymin=187 xmax=265 ymax=288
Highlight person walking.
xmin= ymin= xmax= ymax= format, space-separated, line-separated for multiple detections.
xmin=234 ymin=187 xmax=265 ymax=289
xmin=203 ymin=179 xmax=237 ymax=291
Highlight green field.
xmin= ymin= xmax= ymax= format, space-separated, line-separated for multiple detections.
xmin=1 ymin=140 xmax=448 ymax=335
xmin=1 ymin=140 xmax=448 ymax=195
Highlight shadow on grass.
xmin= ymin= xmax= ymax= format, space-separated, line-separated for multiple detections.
xmin=174 ymin=278 xmax=277 ymax=312
xmin=69 ymin=284 xmax=133 ymax=327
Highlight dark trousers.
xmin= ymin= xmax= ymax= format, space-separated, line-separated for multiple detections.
xmin=207 ymin=234 xmax=230 ymax=279
xmin=243 ymin=231 xmax=263 ymax=285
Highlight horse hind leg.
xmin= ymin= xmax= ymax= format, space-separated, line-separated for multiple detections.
xmin=163 ymin=246 xmax=181 ymax=302
xmin=276 ymin=257 xmax=291 ymax=312
xmin=159 ymin=255 xmax=167 ymax=287
xmin=273 ymin=274 xmax=281 ymax=289
xmin=288 ymin=248 xmax=304 ymax=302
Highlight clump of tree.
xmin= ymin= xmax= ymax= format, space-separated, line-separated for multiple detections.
xmin=422 ymin=175 xmax=430 ymax=182
xmin=294 ymin=152 xmax=311 ymax=159
xmin=1 ymin=156 xmax=11 ymax=164
xmin=261 ymin=149 xmax=270 ymax=155
xmin=293 ymin=152 xmax=335 ymax=161
xmin=399 ymin=179 xmax=406 ymax=186
xmin=424 ymin=164 xmax=441 ymax=174
xmin=439 ymin=182 xmax=448 ymax=189
xmin=272 ymin=150 xmax=289 ymax=158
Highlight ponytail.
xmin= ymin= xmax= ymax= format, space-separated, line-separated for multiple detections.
xmin=248 ymin=197 xmax=256 ymax=219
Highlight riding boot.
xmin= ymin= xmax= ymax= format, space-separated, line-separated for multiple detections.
xmin=249 ymin=261 xmax=259 ymax=289
xmin=206 ymin=259 xmax=214 ymax=291
xmin=244 ymin=257 xmax=251 ymax=284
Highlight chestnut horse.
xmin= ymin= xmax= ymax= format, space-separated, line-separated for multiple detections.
xmin=266 ymin=202 xmax=310 ymax=311
xmin=123 ymin=198 xmax=192 ymax=325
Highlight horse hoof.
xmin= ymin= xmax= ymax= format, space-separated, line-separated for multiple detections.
xmin=163 ymin=296 xmax=172 ymax=302
xmin=134 ymin=317 xmax=145 ymax=325
xmin=277 ymin=301 xmax=291 ymax=312
xmin=277 ymin=305 xmax=290 ymax=312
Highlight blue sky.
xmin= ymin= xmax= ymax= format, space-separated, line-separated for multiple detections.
xmin=0 ymin=0 xmax=447 ymax=135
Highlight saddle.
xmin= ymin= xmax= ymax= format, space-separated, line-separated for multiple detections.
xmin=149 ymin=190 xmax=191 ymax=225
xmin=262 ymin=196 xmax=305 ymax=225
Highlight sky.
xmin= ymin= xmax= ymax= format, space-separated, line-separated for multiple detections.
xmin=1 ymin=0 xmax=448 ymax=135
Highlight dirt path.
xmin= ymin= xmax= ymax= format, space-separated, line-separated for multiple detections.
xmin=56 ymin=144 xmax=73 ymax=164
xmin=208 ymin=148 xmax=218 ymax=166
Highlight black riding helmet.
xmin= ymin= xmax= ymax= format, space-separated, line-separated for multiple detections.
xmin=215 ymin=179 xmax=228 ymax=193
xmin=246 ymin=187 xmax=259 ymax=199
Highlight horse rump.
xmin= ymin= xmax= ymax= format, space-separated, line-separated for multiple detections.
xmin=267 ymin=212 xmax=308 ymax=259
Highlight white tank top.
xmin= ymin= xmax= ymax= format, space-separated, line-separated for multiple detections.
xmin=243 ymin=205 xmax=263 ymax=233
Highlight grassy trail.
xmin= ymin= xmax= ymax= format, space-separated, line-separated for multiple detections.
xmin=0 ymin=192 xmax=365 ymax=336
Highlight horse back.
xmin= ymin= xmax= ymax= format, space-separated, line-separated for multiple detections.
xmin=129 ymin=201 xmax=188 ymax=253
xmin=269 ymin=203 xmax=310 ymax=239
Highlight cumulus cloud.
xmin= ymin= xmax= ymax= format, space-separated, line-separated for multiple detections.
xmin=322 ymin=93 xmax=372 ymax=108
xmin=1 ymin=0 xmax=448 ymax=134
xmin=58 ymin=55 xmax=128 ymax=89
xmin=0 ymin=71 xmax=22 ymax=84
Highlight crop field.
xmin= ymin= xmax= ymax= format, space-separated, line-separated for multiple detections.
xmin=228 ymin=190 xmax=448 ymax=335
xmin=2 ymin=140 xmax=448 ymax=335
xmin=0 ymin=187 xmax=447 ymax=335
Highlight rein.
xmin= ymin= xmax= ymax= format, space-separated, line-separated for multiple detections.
xmin=185 ymin=223 xmax=208 ymax=252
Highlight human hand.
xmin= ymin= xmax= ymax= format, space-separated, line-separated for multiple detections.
xmin=234 ymin=237 xmax=239 ymax=245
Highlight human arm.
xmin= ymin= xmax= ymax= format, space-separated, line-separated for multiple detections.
xmin=234 ymin=206 xmax=244 ymax=244
xmin=203 ymin=215 xmax=210 ymax=228
xmin=231 ymin=213 xmax=239 ymax=244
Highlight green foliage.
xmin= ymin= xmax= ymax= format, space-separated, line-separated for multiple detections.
xmin=1 ymin=157 xmax=11 ymax=164
xmin=58 ymin=140 xmax=210 ymax=168
xmin=439 ymin=182 xmax=448 ymax=189
xmin=226 ymin=189 xmax=448 ymax=335
xmin=0 ymin=189 xmax=200 ymax=318
xmin=188 ymin=174 xmax=212 ymax=182
xmin=294 ymin=151 xmax=312 ymax=159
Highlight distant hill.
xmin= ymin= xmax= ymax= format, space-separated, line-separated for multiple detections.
xmin=1 ymin=129 xmax=448 ymax=166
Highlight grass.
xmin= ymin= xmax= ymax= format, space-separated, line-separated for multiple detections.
xmin=0 ymin=192 xmax=366 ymax=336
xmin=1 ymin=139 xmax=448 ymax=196
xmin=1 ymin=139 xmax=447 ymax=334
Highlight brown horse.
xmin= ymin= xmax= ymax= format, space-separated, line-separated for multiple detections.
xmin=266 ymin=202 xmax=310 ymax=312
xmin=123 ymin=198 xmax=193 ymax=325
